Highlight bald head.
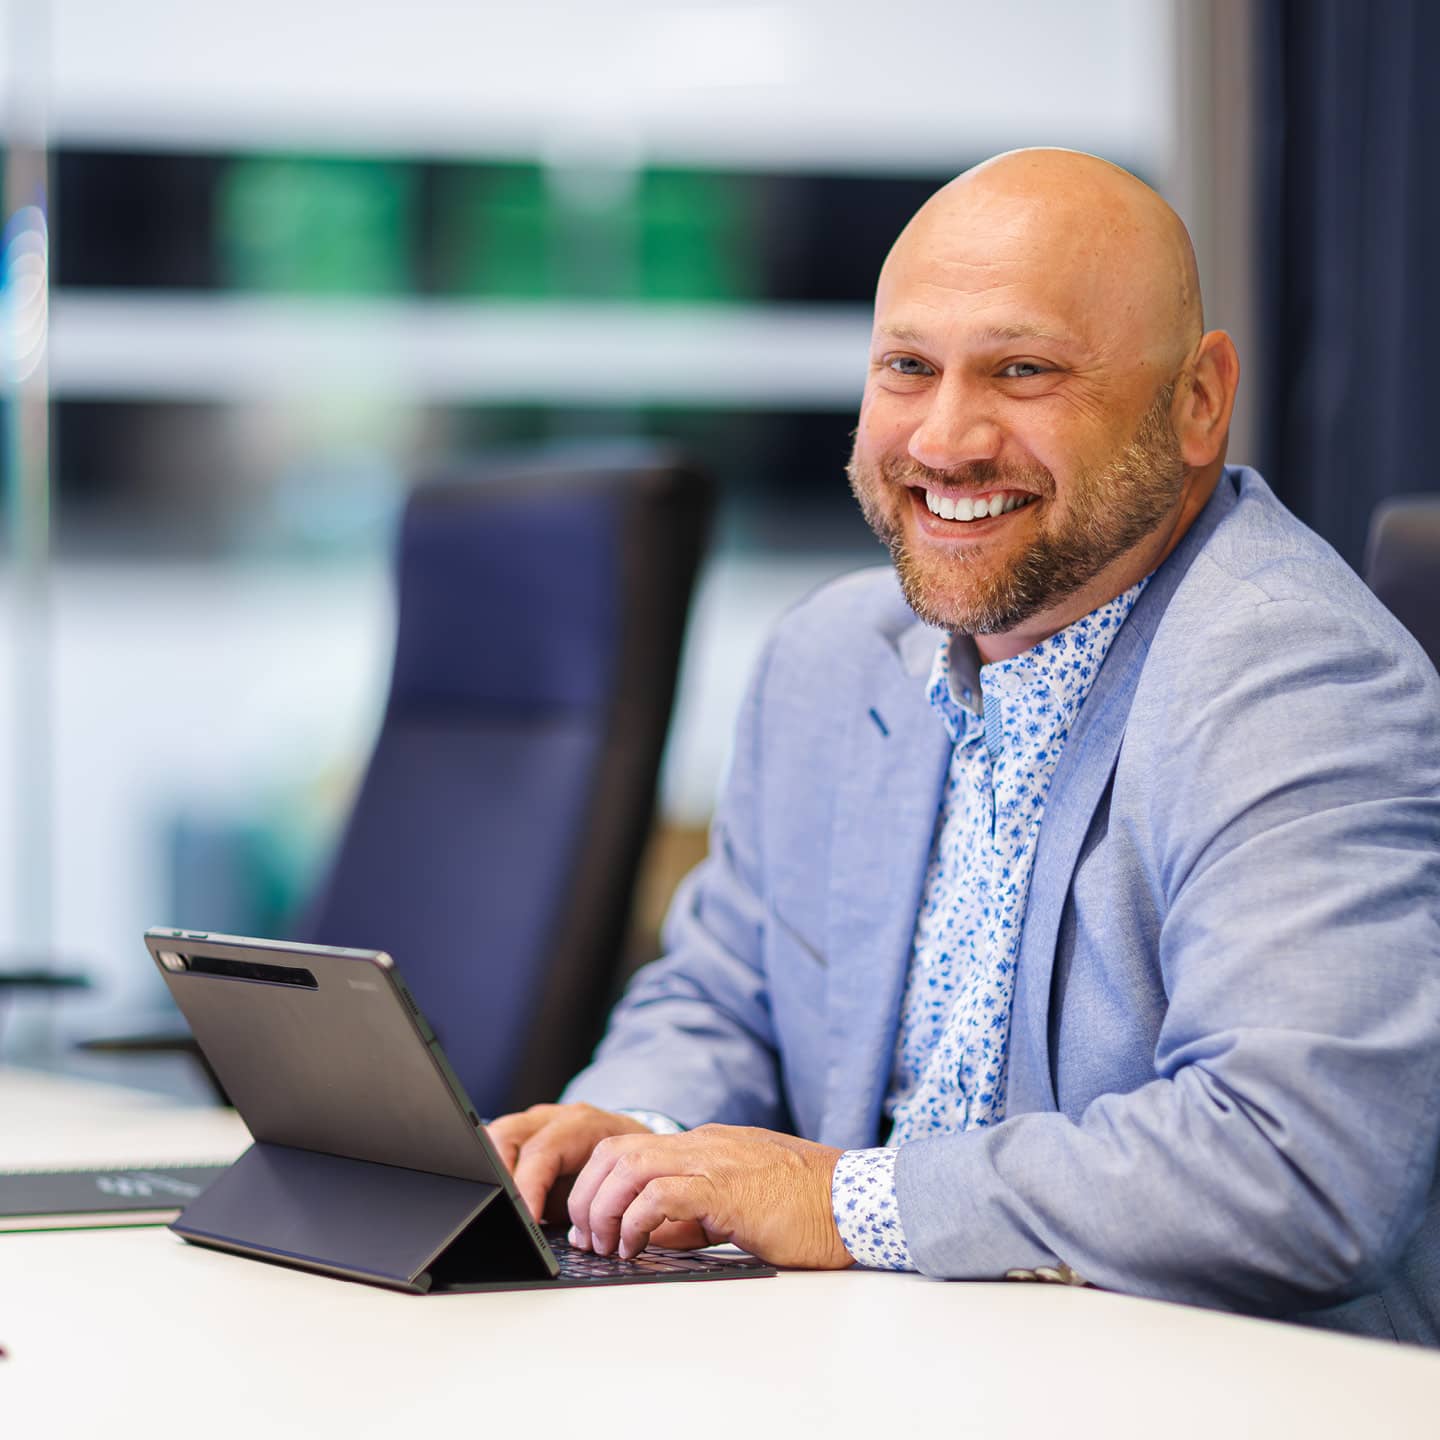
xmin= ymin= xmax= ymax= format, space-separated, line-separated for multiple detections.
xmin=882 ymin=148 xmax=1203 ymax=377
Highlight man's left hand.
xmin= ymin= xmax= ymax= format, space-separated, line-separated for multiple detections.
xmin=566 ymin=1124 xmax=855 ymax=1270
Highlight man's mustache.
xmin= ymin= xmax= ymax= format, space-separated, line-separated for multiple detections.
xmin=878 ymin=455 xmax=1056 ymax=499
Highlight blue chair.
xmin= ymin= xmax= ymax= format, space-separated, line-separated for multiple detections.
xmin=1365 ymin=495 xmax=1440 ymax=671
xmin=300 ymin=445 xmax=712 ymax=1117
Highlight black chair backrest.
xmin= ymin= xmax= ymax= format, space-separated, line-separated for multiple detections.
xmin=302 ymin=444 xmax=712 ymax=1116
xmin=1364 ymin=495 xmax=1440 ymax=671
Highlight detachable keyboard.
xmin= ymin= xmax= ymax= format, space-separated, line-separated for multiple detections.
xmin=542 ymin=1227 xmax=777 ymax=1285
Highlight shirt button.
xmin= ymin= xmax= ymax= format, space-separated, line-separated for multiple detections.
xmin=961 ymin=686 xmax=974 ymax=702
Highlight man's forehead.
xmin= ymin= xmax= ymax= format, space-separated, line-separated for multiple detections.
xmin=874 ymin=230 xmax=1141 ymax=359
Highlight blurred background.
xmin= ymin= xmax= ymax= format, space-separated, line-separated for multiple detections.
xmin=0 ymin=0 xmax=1433 ymax=1085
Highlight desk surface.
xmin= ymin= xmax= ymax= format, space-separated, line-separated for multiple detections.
xmin=3 ymin=1068 xmax=1438 ymax=1440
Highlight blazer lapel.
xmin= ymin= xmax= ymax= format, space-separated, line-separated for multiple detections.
xmin=1008 ymin=471 xmax=1243 ymax=1113
xmin=1007 ymin=621 xmax=1149 ymax=1114
xmin=819 ymin=620 xmax=951 ymax=1149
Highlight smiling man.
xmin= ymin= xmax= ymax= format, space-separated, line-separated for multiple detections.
xmin=488 ymin=150 xmax=1440 ymax=1343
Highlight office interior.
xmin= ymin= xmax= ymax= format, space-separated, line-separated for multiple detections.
xmin=0 ymin=0 xmax=1431 ymax=1101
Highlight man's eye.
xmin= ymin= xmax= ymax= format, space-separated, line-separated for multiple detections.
xmin=999 ymin=361 xmax=1047 ymax=379
xmin=886 ymin=355 xmax=934 ymax=377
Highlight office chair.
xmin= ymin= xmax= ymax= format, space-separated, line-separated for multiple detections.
xmin=299 ymin=444 xmax=713 ymax=1117
xmin=1364 ymin=495 xmax=1440 ymax=671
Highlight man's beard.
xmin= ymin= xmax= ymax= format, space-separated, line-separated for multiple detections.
xmin=845 ymin=384 xmax=1186 ymax=635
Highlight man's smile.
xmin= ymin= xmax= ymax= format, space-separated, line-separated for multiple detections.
xmin=920 ymin=487 xmax=1039 ymax=523
xmin=907 ymin=484 xmax=1040 ymax=538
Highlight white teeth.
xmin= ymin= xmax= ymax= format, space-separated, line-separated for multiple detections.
xmin=924 ymin=490 xmax=1035 ymax=523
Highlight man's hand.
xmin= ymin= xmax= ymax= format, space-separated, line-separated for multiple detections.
xmin=486 ymin=1103 xmax=656 ymax=1225
xmin=566 ymin=1123 xmax=855 ymax=1269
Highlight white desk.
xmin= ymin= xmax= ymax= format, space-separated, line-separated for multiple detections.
xmin=3 ymin=1069 xmax=1438 ymax=1440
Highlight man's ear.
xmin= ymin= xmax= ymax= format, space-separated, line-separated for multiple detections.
xmin=1173 ymin=331 xmax=1240 ymax=468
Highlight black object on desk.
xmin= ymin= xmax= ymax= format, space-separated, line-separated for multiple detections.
xmin=0 ymin=1164 xmax=228 ymax=1232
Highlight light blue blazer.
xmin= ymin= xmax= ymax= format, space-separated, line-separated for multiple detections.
xmin=564 ymin=468 xmax=1440 ymax=1344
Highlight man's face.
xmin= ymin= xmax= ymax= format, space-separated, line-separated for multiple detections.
xmin=847 ymin=193 xmax=1189 ymax=639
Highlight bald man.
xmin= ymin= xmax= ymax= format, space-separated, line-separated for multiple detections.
xmin=489 ymin=152 xmax=1440 ymax=1343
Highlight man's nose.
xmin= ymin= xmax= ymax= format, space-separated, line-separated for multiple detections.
xmin=907 ymin=377 xmax=1003 ymax=472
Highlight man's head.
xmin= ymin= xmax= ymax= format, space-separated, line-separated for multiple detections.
xmin=846 ymin=148 xmax=1239 ymax=659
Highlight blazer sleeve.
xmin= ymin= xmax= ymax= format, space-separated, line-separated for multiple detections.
xmin=561 ymin=635 xmax=787 ymax=1131
xmin=893 ymin=593 xmax=1440 ymax=1315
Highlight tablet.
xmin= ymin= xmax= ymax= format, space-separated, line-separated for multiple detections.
xmin=144 ymin=928 xmax=775 ymax=1293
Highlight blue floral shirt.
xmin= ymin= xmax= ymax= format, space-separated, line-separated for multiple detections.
xmin=831 ymin=582 xmax=1147 ymax=1270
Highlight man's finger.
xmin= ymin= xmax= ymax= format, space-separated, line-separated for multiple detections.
xmin=567 ymin=1132 xmax=655 ymax=1249
xmin=485 ymin=1111 xmax=545 ymax=1174
xmin=583 ymin=1139 xmax=705 ymax=1256
xmin=619 ymin=1175 xmax=719 ymax=1259
xmin=512 ymin=1134 xmax=567 ymax=1223
xmin=650 ymin=1218 xmax=709 ymax=1251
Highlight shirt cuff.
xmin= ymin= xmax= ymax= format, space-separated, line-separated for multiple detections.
xmin=831 ymin=1147 xmax=918 ymax=1271
xmin=614 ymin=1108 xmax=686 ymax=1135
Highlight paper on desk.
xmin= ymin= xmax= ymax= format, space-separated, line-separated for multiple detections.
xmin=0 ymin=1069 xmax=250 ymax=1172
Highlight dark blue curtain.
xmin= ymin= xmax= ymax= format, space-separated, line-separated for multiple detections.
xmin=1258 ymin=0 xmax=1440 ymax=570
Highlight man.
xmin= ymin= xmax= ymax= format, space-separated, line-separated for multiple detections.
xmin=490 ymin=150 xmax=1440 ymax=1342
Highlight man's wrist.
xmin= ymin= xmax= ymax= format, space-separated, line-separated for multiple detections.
xmin=613 ymin=1108 xmax=686 ymax=1135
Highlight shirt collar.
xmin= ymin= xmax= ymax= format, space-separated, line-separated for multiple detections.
xmin=925 ymin=633 xmax=981 ymax=745
xmin=924 ymin=576 xmax=1149 ymax=750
